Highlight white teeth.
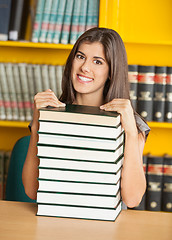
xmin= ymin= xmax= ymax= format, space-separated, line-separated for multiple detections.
xmin=78 ymin=75 xmax=93 ymax=82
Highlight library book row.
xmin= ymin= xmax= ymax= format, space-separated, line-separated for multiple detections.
xmin=0 ymin=0 xmax=99 ymax=45
xmin=128 ymin=65 xmax=172 ymax=123
xmin=0 ymin=62 xmax=64 ymax=121
xmin=131 ymin=154 xmax=172 ymax=213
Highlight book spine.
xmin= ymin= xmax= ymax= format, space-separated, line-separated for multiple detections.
xmin=56 ymin=65 xmax=63 ymax=98
xmin=0 ymin=75 xmax=6 ymax=120
xmin=53 ymin=0 xmax=67 ymax=44
xmin=0 ymin=151 xmax=4 ymax=200
xmin=8 ymin=0 xmax=25 ymax=41
xmin=13 ymin=64 xmax=25 ymax=121
xmin=18 ymin=63 xmax=32 ymax=121
xmin=32 ymin=0 xmax=46 ymax=42
xmin=41 ymin=64 xmax=50 ymax=91
xmin=33 ymin=64 xmax=43 ymax=93
xmin=137 ymin=65 xmax=155 ymax=121
xmin=39 ymin=0 xmax=53 ymax=42
xmin=0 ymin=0 xmax=12 ymax=40
xmin=48 ymin=65 xmax=57 ymax=96
xmin=26 ymin=64 xmax=36 ymax=111
xmin=77 ymin=0 xmax=88 ymax=38
xmin=5 ymin=63 xmax=19 ymax=120
xmin=164 ymin=67 xmax=172 ymax=122
xmin=128 ymin=65 xmax=138 ymax=110
xmin=0 ymin=63 xmax=12 ymax=120
xmin=153 ymin=66 xmax=166 ymax=122
xmin=91 ymin=0 xmax=99 ymax=28
xmin=46 ymin=0 xmax=60 ymax=43
xmin=162 ymin=155 xmax=172 ymax=212
xmin=60 ymin=0 xmax=74 ymax=44
xmin=146 ymin=156 xmax=163 ymax=211
xmin=3 ymin=151 xmax=11 ymax=199
xmin=69 ymin=0 xmax=81 ymax=45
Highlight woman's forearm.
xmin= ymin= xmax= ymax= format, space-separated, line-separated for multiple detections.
xmin=121 ymin=132 xmax=146 ymax=208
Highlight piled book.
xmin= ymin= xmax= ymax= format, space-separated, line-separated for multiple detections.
xmin=36 ymin=104 xmax=125 ymax=221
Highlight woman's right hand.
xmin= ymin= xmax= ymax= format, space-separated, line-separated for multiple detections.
xmin=32 ymin=89 xmax=66 ymax=132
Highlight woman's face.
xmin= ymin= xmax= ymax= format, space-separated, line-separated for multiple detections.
xmin=71 ymin=41 xmax=109 ymax=98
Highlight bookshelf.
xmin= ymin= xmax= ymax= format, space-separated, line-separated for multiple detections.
xmin=0 ymin=0 xmax=172 ymax=156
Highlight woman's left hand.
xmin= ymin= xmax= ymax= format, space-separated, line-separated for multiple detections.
xmin=100 ymin=99 xmax=137 ymax=135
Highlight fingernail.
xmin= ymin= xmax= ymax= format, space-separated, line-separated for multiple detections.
xmin=100 ymin=105 xmax=104 ymax=109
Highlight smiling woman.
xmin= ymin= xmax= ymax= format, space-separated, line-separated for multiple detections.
xmin=22 ymin=27 xmax=150 ymax=208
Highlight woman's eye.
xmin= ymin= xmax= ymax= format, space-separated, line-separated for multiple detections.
xmin=94 ymin=59 xmax=102 ymax=65
xmin=76 ymin=54 xmax=84 ymax=60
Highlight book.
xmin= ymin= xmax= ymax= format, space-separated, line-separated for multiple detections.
xmin=162 ymin=155 xmax=172 ymax=212
xmin=38 ymin=155 xmax=124 ymax=174
xmin=8 ymin=0 xmax=30 ymax=41
xmin=41 ymin=64 xmax=50 ymax=91
xmin=0 ymin=76 xmax=6 ymax=120
xmin=3 ymin=151 xmax=11 ymax=199
xmin=48 ymin=65 xmax=57 ymax=96
xmin=26 ymin=64 xmax=36 ymax=111
xmin=46 ymin=0 xmax=60 ymax=43
xmin=39 ymin=0 xmax=53 ymax=42
xmin=13 ymin=64 xmax=25 ymax=121
xmin=53 ymin=0 xmax=67 ymax=44
xmin=146 ymin=155 xmax=163 ymax=211
xmin=37 ymin=190 xmax=121 ymax=208
xmin=137 ymin=65 xmax=155 ymax=121
xmin=86 ymin=0 xmax=99 ymax=31
xmin=0 ymin=151 xmax=4 ymax=200
xmin=77 ymin=0 xmax=88 ymax=38
xmin=37 ymin=200 xmax=122 ymax=221
xmin=128 ymin=65 xmax=138 ymax=110
xmin=0 ymin=0 xmax=12 ymax=40
xmin=60 ymin=0 xmax=74 ymax=44
xmin=55 ymin=65 xmax=63 ymax=98
xmin=69 ymin=0 xmax=81 ymax=44
xmin=32 ymin=0 xmax=46 ymax=42
xmin=38 ymin=178 xmax=120 ymax=196
xmin=5 ymin=63 xmax=19 ymax=120
xmin=153 ymin=66 xmax=166 ymax=122
xmin=33 ymin=64 xmax=43 ymax=93
xmin=164 ymin=67 xmax=172 ymax=122
xmin=0 ymin=63 xmax=12 ymax=120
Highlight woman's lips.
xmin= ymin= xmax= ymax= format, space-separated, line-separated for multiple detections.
xmin=77 ymin=74 xmax=93 ymax=83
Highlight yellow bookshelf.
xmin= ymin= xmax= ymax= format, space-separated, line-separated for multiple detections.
xmin=0 ymin=0 xmax=172 ymax=156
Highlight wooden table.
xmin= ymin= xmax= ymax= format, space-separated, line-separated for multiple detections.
xmin=0 ymin=200 xmax=171 ymax=240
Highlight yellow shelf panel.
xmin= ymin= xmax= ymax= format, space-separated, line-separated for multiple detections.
xmin=0 ymin=121 xmax=30 ymax=128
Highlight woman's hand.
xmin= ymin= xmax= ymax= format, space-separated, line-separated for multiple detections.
xmin=100 ymin=99 xmax=137 ymax=136
xmin=32 ymin=89 xmax=66 ymax=132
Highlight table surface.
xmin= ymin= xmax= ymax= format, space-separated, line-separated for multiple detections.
xmin=0 ymin=200 xmax=172 ymax=240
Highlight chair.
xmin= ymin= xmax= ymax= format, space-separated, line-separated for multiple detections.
xmin=5 ymin=136 xmax=36 ymax=203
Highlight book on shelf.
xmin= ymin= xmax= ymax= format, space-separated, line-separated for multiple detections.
xmin=39 ymin=0 xmax=53 ymax=42
xmin=77 ymin=0 xmax=88 ymax=38
xmin=8 ymin=0 xmax=30 ymax=41
xmin=32 ymin=0 xmax=46 ymax=42
xmin=86 ymin=0 xmax=99 ymax=31
xmin=0 ymin=151 xmax=4 ymax=200
xmin=137 ymin=65 xmax=155 ymax=121
xmin=33 ymin=64 xmax=43 ymax=93
xmin=0 ymin=76 xmax=6 ymax=120
xmin=0 ymin=0 xmax=12 ymax=41
xmin=146 ymin=155 xmax=163 ymax=211
xmin=26 ymin=64 xmax=36 ymax=111
xmin=41 ymin=64 xmax=50 ymax=91
xmin=46 ymin=0 xmax=60 ymax=43
xmin=165 ymin=67 xmax=172 ymax=122
xmin=37 ymin=104 xmax=124 ymax=221
xmin=56 ymin=65 xmax=63 ymax=98
xmin=48 ymin=65 xmax=57 ymax=96
xmin=60 ymin=0 xmax=74 ymax=44
xmin=128 ymin=65 xmax=138 ymax=110
xmin=69 ymin=0 xmax=82 ymax=45
xmin=53 ymin=0 xmax=67 ymax=44
xmin=162 ymin=155 xmax=172 ymax=212
xmin=152 ymin=66 xmax=166 ymax=122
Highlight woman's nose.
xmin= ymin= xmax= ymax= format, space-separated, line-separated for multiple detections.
xmin=81 ymin=60 xmax=91 ymax=73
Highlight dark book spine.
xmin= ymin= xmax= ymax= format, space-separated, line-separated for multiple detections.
xmin=164 ymin=67 xmax=172 ymax=122
xmin=0 ymin=0 xmax=12 ymax=40
xmin=137 ymin=66 xmax=155 ymax=121
xmin=162 ymin=155 xmax=172 ymax=212
xmin=153 ymin=66 xmax=166 ymax=122
xmin=129 ymin=155 xmax=148 ymax=210
xmin=146 ymin=156 xmax=163 ymax=211
xmin=128 ymin=65 xmax=138 ymax=110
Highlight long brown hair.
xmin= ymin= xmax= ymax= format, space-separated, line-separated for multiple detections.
xmin=59 ymin=27 xmax=130 ymax=104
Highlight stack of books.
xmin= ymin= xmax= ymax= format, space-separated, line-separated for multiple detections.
xmin=36 ymin=104 xmax=125 ymax=221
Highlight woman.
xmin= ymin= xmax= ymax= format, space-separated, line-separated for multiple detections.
xmin=22 ymin=28 xmax=150 ymax=207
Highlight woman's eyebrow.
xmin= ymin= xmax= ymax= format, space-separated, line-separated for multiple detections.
xmin=77 ymin=50 xmax=106 ymax=62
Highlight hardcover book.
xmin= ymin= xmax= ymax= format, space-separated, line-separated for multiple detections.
xmin=128 ymin=65 xmax=138 ymax=110
xmin=165 ymin=67 xmax=172 ymax=122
